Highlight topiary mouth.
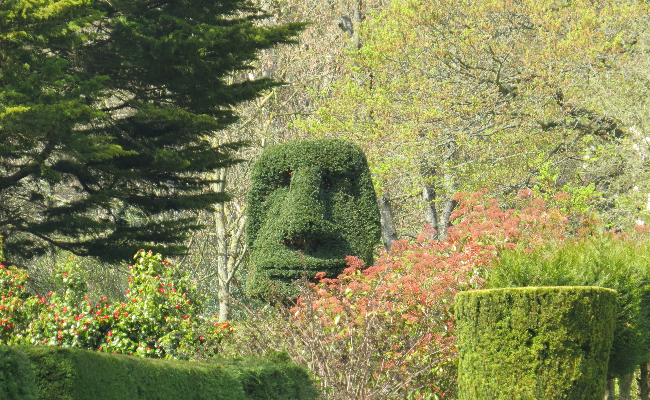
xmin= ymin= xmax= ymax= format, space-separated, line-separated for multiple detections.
xmin=281 ymin=236 xmax=326 ymax=253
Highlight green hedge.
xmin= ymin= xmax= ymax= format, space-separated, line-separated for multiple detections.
xmin=455 ymin=287 xmax=616 ymax=400
xmin=246 ymin=139 xmax=381 ymax=299
xmin=3 ymin=346 xmax=317 ymax=400
xmin=486 ymin=235 xmax=650 ymax=377
xmin=0 ymin=346 xmax=37 ymax=400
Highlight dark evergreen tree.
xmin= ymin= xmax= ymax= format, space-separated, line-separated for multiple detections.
xmin=0 ymin=0 xmax=305 ymax=264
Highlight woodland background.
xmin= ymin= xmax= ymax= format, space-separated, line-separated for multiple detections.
xmin=178 ymin=0 xmax=650 ymax=320
xmin=4 ymin=0 xmax=650 ymax=399
xmin=11 ymin=0 xmax=650 ymax=318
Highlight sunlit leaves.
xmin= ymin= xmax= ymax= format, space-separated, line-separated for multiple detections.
xmin=0 ymin=251 xmax=231 ymax=360
xmin=296 ymin=0 xmax=649 ymax=233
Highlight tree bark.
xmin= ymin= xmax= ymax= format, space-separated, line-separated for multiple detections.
xmin=214 ymin=168 xmax=247 ymax=323
xmin=438 ymin=169 xmax=457 ymax=241
xmin=641 ymin=362 xmax=650 ymax=399
xmin=215 ymin=168 xmax=230 ymax=322
xmin=604 ymin=378 xmax=615 ymax=400
xmin=618 ymin=372 xmax=634 ymax=400
xmin=378 ymin=194 xmax=398 ymax=250
xmin=422 ymin=185 xmax=439 ymax=237
xmin=352 ymin=0 xmax=362 ymax=50
xmin=437 ymin=134 xmax=458 ymax=241
xmin=438 ymin=196 xmax=457 ymax=241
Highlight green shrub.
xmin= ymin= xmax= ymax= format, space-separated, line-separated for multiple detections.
xmin=0 ymin=345 xmax=36 ymax=400
xmin=0 ymin=250 xmax=230 ymax=359
xmin=455 ymin=286 xmax=616 ymax=400
xmin=246 ymin=139 xmax=381 ymax=299
xmin=14 ymin=346 xmax=317 ymax=400
xmin=486 ymin=234 xmax=650 ymax=377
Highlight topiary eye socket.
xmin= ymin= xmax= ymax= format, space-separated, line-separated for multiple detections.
xmin=277 ymin=170 xmax=293 ymax=188
xmin=322 ymin=175 xmax=333 ymax=190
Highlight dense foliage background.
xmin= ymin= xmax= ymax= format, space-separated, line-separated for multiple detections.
xmin=4 ymin=0 xmax=650 ymax=399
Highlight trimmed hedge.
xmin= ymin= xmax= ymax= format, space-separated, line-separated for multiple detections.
xmin=5 ymin=346 xmax=317 ymax=400
xmin=246 ymin=139 xmax=381 ymax=299
xmin=0 ymin=345 xmax=37 ymax=400
xmin=486 ymin=235 xmax=650 ymax=377
xmin=455 ymin=287 xmax=616 ymax=400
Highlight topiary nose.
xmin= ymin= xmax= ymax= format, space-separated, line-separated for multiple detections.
xmin=278 ymin=167 xmax=332 ymax=250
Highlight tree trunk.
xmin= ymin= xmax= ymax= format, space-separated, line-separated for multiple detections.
xmin=214 ymin=168 xmax=247 ymax=323
xmin=215 ymin=168 xmax=230 ymax=322
xmin=604 ymin=378 xmax=615 ymax=400
xmin=438 ymin=196 xmax=457 ymax=241
xmin=640 ymin=362 xmax=650 ymax=399
xmin=216 ymin=199 xmax=230 ymax=322
xmin=618 ymin=372 xmax=634 ymax=400
xmin=422 ymin=185 xmax=439 ymax=237
xmin=437 ymin=169 xmax=457 ymax=241
xmin=217 ymin=270 xmax=231 ymax=323
xmin=378 ymin=194 xmax=398 ymax=250
xmin=352 ymin=0 xmax=362 ymax=49
xmin=437 ymin=135 xmax=458 ymax=241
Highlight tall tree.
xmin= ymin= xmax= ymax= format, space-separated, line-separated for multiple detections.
xmin=296 ymin=0 xmax=650 ymax=237
xmin=0 ymin=0 xmax=305 ymax=265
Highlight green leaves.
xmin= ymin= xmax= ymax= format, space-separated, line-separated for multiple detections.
xmin=246 ymin=139 xmax=381 ymax=299
xmin=297 ymin=0 xmax=650 ymax=234
xmin=487 ymin=234 xmax=650 ymax=377
xmin=0 ymin=250 xmax=230 ymax=360
xmin=0 ymin=0 xmax=305 ymax=264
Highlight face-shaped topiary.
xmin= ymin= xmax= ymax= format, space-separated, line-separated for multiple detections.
xmin=246 ymin=139 xmax=381 ymax=299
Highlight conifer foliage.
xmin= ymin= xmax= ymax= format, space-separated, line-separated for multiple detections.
xmin=0 ymin=0 xmax=305 ymax=264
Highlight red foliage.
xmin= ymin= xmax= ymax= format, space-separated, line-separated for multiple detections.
xmin=287 ymin=189 xmax=576 ymax=399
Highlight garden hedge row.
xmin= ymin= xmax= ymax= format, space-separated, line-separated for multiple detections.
xmin=455 ymin=286 xmax=616 ymax=400
xmin=1 ymin=346 xmax=318 ymax=400
xmin=0 ymin=346 xmax=37 ymax=400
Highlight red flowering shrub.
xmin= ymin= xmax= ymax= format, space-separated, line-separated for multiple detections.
xmin=0 ymin=250 xmax=231 ymax=359
xmin=0 ymin=265 xmax=31 ymax=343
xmin=227 ymin=190 xmax=578 ymax=399
xmin=448 ymin=188 xmax=574 ymax=251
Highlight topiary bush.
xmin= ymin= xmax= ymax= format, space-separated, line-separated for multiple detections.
xmin=486 ymin=234 xmax=650 ymax=378
xmin=246 ymin=139 xmax=381 ymax=299
xmin=455 ymin=286 xmax=617 ymax=400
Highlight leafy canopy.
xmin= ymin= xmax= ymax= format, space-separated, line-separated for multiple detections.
xmin=295 ymin=0 xmax=649 ymax=232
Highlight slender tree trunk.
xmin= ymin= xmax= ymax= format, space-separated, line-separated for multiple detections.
xmin=216 ymin=204 xmax=230 ymax=322
xmin=618 ymin=372 xmax=634 ymax=400
xmin=438 ymin=196 xmax=457 ymax=241
xmin=378 ymin=194 xmax=398 ymax=250
xmin=215 ymin=168 xmax=230 ymax=322
xmin=640 ymin=362 xmax=650 ymax=399
xmin=420 ymin=163 xmax=439 ymax=238
xmin=217 ymin=212 xmax=247 ymax=323
xmin=437 ymin=170 xmax=457 ymax=241
xmin=217 ymin=278 xmax=231 ymax=322
xmin=422 ymin=185 xmax=439 ymax=236
xmin=214 ymin=168 xmax=247 ymax=323
xmin=437 ymin=135 xmax=458 ymax=241
xmin=604 ymin=378 xmax=616 ymax=400
xmin=352 ymin=0 xmax=362 ymax=49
